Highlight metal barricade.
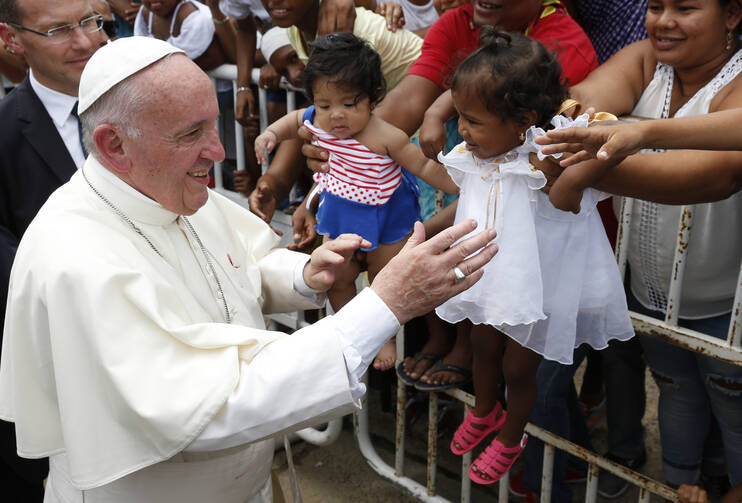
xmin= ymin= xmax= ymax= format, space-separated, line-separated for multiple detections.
xmin=207 ymin=64 xmax=742 ymax=501
xmin=355 ymin=196 xmax=741 ymax=502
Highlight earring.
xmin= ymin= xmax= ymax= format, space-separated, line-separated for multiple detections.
xmin=519 ymin=131 xmax=525 ymax=142
xmin=726 ymin=31 xmax=734 ymax=51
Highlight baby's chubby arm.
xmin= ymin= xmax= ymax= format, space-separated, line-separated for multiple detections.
xmin=254 ymin=109 xmax=307 ymax=164
xmin=379 ymin=121 xmax=459 ymax=195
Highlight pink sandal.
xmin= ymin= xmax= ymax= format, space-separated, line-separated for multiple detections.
xmin=450 ymin=402 xmax=506 ymax=456
xmin=468 ymin=433 xmax=528 ymax=485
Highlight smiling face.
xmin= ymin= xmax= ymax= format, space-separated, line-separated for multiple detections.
xmin=4 ymin=0 xmax=100 ymax=96
xmin=121 ymin=55 xmax=225 ymax=215
xmin=311 ymin=76 xmax=372 ymax=138
xmin=261 ymin=0 xmax=319 ymax=29
xmin=452 ymin=85 xmax=524 ymax=160
xmin=645 ymin=0 xmax=742 ymax=69
xmin=270 ymin=45 xmax=305 ymax=87
xmin=470 ymin=0 xmax=542 ymax=31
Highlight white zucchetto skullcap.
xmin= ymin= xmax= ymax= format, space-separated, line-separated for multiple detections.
xmin=78 ymin=36 xmax=185 ymax=114
xmin=260 ymin=27 xmax=291 ymax=64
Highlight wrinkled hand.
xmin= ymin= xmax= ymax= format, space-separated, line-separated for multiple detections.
xmin=298 ymin=125 xmax=331 ymax=173
xmin=677 ymin=485 xmax=709 ymax=503
xmin=254 ymin=130 xmax=278 ymax=164
xmin=535 ymin=120 xmax=636 ymax=167
xmin=375 ymin=1 xmax=405 ymax=31
xmin=419 ymin=114 xmax=447 ymax=160
xmin=248 ymin=176 xmax=278 ymax=223
xmin=317 ymin=0 xmax=356 ymax=35
xmin=371 ymin=220 xmax=497 ymax=324
xmin=529 ymin=153 xmax=565 ymax=195
xmin=303 ymin=233 xmax=371 ymax=291
xmin=236 ymin=88 xmax=257 ymax=127
xmin=286 ymin=203 xmax=318 ymax=251
xmin=259 ymin=63 xmax=281 ymax=90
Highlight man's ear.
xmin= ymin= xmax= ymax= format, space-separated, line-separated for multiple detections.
xmin=0 ymin=24 xmax=23 ymax=56
xmin=93 ymin=124 xmax=132 ymax=173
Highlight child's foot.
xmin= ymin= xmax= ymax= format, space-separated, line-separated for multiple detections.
xmin=450 ymin=402 xmax=506 ymax=455
xmin=399 ymin=334 xmax=450 ymax=381
xmin=417 ymin=343 xmax=472 ymax=389
xmin=373 ymin=338 xmax=397 ymax=371
xmin=469 ymin=433 xmax=528 ymax=485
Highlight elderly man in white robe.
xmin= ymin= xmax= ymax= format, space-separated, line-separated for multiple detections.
xmin=0 ymin=36 xmax=497 ymax=502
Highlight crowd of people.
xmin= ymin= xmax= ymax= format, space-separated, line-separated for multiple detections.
xmin=0 ymin=0 xmax=740 ymax=502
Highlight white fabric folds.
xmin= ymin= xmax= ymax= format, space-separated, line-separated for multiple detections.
xmin=436 ymin=115 xmax=634 ymax=363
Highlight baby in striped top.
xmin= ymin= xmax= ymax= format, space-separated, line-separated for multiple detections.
xmin=254 ymin=33 xmax=449 ymax=371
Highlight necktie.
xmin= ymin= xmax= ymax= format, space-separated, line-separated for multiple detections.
xmin=71 ymin=101 xmax=88 ymax=158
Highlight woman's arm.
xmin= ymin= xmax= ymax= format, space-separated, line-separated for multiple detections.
xmin=382 ymin=123 xmax=459 ymax=194
xmin=419 ymin=89 xmax=456 ymax=159
xmin=570 ymin=39 xmax=654 ymax=115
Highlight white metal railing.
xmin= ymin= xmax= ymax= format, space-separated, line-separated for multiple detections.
xmin=206 ymin=63 xmax=742 ymax=501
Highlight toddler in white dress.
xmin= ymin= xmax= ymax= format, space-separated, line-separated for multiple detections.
xmin=416 ymin=29 xmax=634 ymax=486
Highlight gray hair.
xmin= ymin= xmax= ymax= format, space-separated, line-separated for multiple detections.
xmin=80 ymin=54 xmax=178 ymax=157
xmin=0 ymin=0 xmax=23 ymax=24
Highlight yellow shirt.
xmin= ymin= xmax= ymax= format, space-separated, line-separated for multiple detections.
xmin=287 ymin=7 xmax=422 ymax=90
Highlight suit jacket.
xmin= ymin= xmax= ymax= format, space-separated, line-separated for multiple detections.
xmin=0 ymin=76 xmax=76 ymax=491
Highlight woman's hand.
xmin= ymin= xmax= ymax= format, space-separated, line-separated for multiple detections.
xmin=535 ymin=121 xmax=642 ymax=166
xmin=287 ymin=203 xmax=319 ymax=251
xmin=259 ymin=63 xmax=281 ymax=90
xmin=419 ymin=112 xmax=447 ymax=160
xmin=248 ymin=176 xmax=279 ymax=223
xmin=375 ymin=1 xmax=405 ymax=31
xmin=298 ymin=125 xmax=331 ymax=173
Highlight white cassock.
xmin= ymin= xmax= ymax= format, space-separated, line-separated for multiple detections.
xmin=0 ymin=157 xmax=399 ymax=502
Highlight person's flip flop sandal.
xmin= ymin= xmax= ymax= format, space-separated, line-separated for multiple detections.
xmin=396 ymin=353 xmax=439 ymax=386
xmin=414 ymin=360 xmax=472 ymax=391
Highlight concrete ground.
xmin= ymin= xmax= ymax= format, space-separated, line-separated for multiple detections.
xmin=272 ymin=362 xmax=663 ymax=503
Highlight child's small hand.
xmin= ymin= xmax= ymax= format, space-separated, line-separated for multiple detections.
xmin=678 ymin=485 xmax=709 ymax=503
xmin=254 ymin=130 xmax=277 ymax=164
xmin=420 ymin=115 xmax=447 ymax=160
xmin=303 ymin=234 xmax=371 ymax=291
xmin=248 ymin=177 xmax=277 ymax=223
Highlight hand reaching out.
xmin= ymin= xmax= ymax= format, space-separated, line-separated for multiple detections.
xmin=286 ymin=203 xmax=318 ymax=251
xmin=535 ymin=120 xmax=640 ymax=167
xmin=303 ymin=233 xmax=371 ymax=291
xmin=375 ymin=1 xmax=405 ymax=31
xmin=254 ymin=130 xmax=278 ymax=164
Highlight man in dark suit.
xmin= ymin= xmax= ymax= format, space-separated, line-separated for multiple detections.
xmin=0 ymin=0 xmax=106 ymax=498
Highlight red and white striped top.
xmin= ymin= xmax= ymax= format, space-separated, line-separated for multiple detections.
xmin=304 ymin=121 xmax=402 ymax=206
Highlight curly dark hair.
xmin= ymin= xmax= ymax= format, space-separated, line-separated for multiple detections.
xmin=0 ymin=0 xmax=22 ymax=24
xmin=301 ymin=32 xmax=386 ymax=105
xmin=451 ymin=28 xmax=568 ymax=129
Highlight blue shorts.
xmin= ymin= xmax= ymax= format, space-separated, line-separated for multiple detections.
xmin=315 ymin=170 xmax=421 ymax=251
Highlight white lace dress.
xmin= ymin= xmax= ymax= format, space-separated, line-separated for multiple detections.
xmin=435 ymin=115 xmax=634 ymax=364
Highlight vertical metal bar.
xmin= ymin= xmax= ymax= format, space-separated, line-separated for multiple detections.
xmin=461 ymin=403 xmax=472 ymax=503
xmin=540 ymin=444 xmax=555 ymax=503
xmin=396 ymin=327 xmax=406 ymax=477
xmin=664 ymin=205 xmax=694 ymax=325
xmin=212 ymin=77 xmax=224 ymax=190
xmin=287 ymin=89 xmax=296 ymax=113
xmin=638 ymin=487 xmax=651 ymax=503
xmin=615 ymin=196 xmax=634 ymax=276
xmin=728 ymin=264 xmax=742 ymax=348
xmin=427 ymin=392 xmax=439 ymax=496
xmin=585 ymin=463 xmax=599 ymax=503
xmin=498 ymin=471 xmax=510 ymax=503
xmin=232 ymin=79 xmax=246 ymax=175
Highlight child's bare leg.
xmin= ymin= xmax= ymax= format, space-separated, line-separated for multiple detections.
xmin=450 ymin=323 xmax=506 ymax=452
xmin=469 ymin=338 xmax=541 ymax=482
xmin=367 ymin=236 xmax=409 ymax=371
xmin=325 ymin=235 xmax=361 ymax=312
xmin=470 ymin=324 xmax=506 ymax=417
xmin=498 ymin=341 xmax=542 ymax=445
